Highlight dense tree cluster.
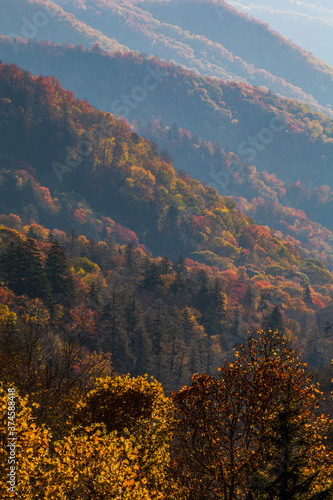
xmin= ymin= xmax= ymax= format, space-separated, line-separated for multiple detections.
xmin=1 ymin=223 xmax=333 ymax=395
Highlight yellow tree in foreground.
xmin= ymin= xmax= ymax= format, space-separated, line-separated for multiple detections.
xmin=0 ymin=376 xmax=183 ymax=499
xmin=43 ymin=426 xmax=164 ymax=499
xmin=72 ymin=374 xmax=178 ymax=498
xmin=171 ymin=330 xmax=333 ymax=499
xmin=0 ymin=384 xmax=50 ymax=498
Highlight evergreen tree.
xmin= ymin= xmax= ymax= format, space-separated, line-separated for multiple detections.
xmin=45 ymin=240 xmax=74 ymax=300
xmin=173 ymin=253 xmax=187 ymax=275
xmin=302 ymin=282 xmax=313 ymax=306
xmin=205 ymin=278 xmax=227 ymax=337
xmin=0 ymin=240 xmax=26 ymax=296
xmin=25 ymin=238 xmax=52 ymax=303
xmin=151 ymin=310 xmax=164 ymax=380
xmin=27 ymin=226 xmax=38 ymax=240
xmin=170 ymin=268 xmax=187 ymax=297
xmin=99 ymin=293 xmax=134 ymax=373
xmin=266 ymin=305 xmax=285 ymax=334
xmin=124 ymin=242 xmax=135 ymax=271
xmin=0 ymin=238 xmax=51 ymax=302
xmin=166 ymin=309 xmax=185 ymax=382
xmin=195 ymin=269 xmax=210 ymax=327
xmin=248 ymin=376 xmax=333 ymax=499
xmin=243 ymin=284 xmax=256 ymax=309
xmin=160 ymin=255 xmax=172 ymax=275
xmin=143 ymin=262 xmax=161 ymax=290
xmin=123 ymin=291 xmax=151 ymax=375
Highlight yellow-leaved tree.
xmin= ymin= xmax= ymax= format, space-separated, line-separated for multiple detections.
xmin=1 ymin=376 xmax=185 ymax=499
xmin=70 ymin=374 xmax=179 ymax=498
xmin=0 ymin=384 xmax=50 ymax=499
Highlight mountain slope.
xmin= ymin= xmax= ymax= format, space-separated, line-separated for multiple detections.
xmin=0 ymin=0 xmax=130 ymax=54
xmin=229 ymin=0 xmax=333 ymax=66
xmin=1 ymin=61 xmax=333 ymax=380
xmin=56 ymin=0 xmax=333 ymax=112
xmin=135 ymin=119 xmax=333 ymax=267
xmin=0 ymin=59 xmax=327 ymax=275
xmin=137 ymin=0 xmax=333 ymax=107
xmin=1 ymin=38 xmax=332 ymax=191
xmin=1 ymin=0 xmax=333 ymax=114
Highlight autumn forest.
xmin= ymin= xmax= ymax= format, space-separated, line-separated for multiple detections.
xmin=0 ymin=0 xmax=333 ymax=498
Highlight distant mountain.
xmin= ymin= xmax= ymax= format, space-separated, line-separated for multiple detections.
xmin=229 ymin=0 xmax=333 ymax=66
xmin=1 ymin=0 xmax=333 ymax=114
xmin=133 ymin=0 xmax=333 ymax=109
xmin=1 ymin=38 xmax=332 ymax=191
xmin=0 ymin=0 xmax=130 ymax=54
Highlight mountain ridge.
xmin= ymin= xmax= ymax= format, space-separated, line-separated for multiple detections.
xmin=1 ymin=37 xmax=332 ymax=191
xmin=1 ymin=0 xmax=332 ymax=115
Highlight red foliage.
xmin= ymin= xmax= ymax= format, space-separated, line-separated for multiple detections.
xmin=114 ymin=224 xmax=139 ymax=246
xmin=312 ymin=296 xmax=325 ymax=309
xmin=74 ymin=208 xmax=87 ymax=224
xmin=0 ymin=287 xmax=9 ymax=304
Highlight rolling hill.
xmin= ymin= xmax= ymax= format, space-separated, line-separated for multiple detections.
xmin=0 ymin=0 xmax=130 ymax=54
xmin=1 ymin=3 xmax=333 ymax=495
xmin=1 ymin=37 xmax=333 ymax=191
xmin=1 ymin=0 xmax=333 ymax=115
xmin=229 ymin=0 xmax=333 ymax=66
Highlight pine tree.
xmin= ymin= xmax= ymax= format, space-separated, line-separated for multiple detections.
xmin=173 ymin=254 xmax=187 ymax=275
xmin=302 ymin=282 xmax=313 ymax=306
xmin=45 ymin=240 xmax=74 ymax=300
xmin=99 ymin=294 xmax=134 ymax=373
xmin=0 ymin=238 xmax=51 ymax=302
xmin=205 ymin=278 xmax=227 ymax=337
xmin=143 ymin=262 xmax=161 ymax=290
xmin=151 ymin=310 xmax=164 ymax=381
xmin=25 ymin=238 xmax=52 ymax=303
xmin=160 ymin=255 xmax=172 ymax=275
xmin=0 ymin=240 xmax=26 ymax=296
xmin=243 ymin=284 xmax=256 ymax=309
xmin=248 ymin=376 xmax=333 ymax=499
xmin=124 ymin=242 xmax=135 ymax=271
xmin=124 ymin=291 xmax=151 ymax=375
xmin=266 ymin=305 xmax=285 ymax=334
xmin=195 ymin=270 xmax=210 ymax=324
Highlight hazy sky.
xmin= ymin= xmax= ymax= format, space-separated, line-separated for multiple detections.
xmin=229 ymin=0 xmax=333 ymax=66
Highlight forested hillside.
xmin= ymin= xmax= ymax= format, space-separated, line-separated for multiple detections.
xmin=0 ymin=0 xmax=130 ymax=53
xmin=136 ymin=119 xmax=333 ymax=267
xmin=1 ymin=61 xmax=333 ymax=382
xmin=1 ymin=0 xmax=333 ymax=113
xmin=139 ymin=0 xmax=333 ymax=108
xmin=229 ymin=0 xmax=333 ymax=66
xmin=1 ymin=38 xmax=333 ymax=189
